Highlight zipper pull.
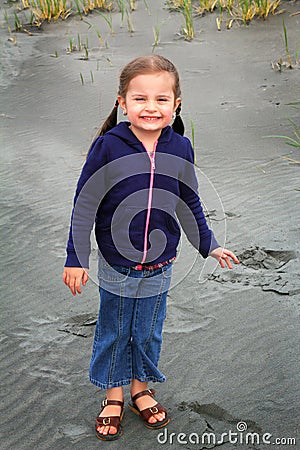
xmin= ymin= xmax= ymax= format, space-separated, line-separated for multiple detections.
xmin=151 ymin=155 xmax=155 ymax=170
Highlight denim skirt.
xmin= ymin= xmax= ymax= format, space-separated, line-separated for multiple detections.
xmin=89 ymin=256 xmax=172 ymax=389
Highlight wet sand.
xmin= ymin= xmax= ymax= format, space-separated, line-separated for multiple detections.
xmin=1 ymin=1 xmax=300 ymax=448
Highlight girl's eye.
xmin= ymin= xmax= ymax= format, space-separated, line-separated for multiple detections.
xmin=135 ymin=97 xmax=145 ymax=101
xmin=158 ymin=98 xmax=168 ymax=102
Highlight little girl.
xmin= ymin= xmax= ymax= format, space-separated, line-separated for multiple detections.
xmin=63 ymin=55 xmax=239 ymax=441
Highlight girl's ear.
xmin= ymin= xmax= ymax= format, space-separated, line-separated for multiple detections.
xmin=118 ymin=95 xmax=126 ymax=110
xmin=174 ymin=97 xmax=181 ymax=111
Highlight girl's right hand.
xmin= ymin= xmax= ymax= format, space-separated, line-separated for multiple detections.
xmin=62 ymin=267 xmax=89 ymax=296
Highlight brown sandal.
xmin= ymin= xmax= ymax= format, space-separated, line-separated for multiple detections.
xmin=128 ymin=389 xmax=170 ymax=429
xmin=95 ymin=399 xmax=124 ymax=441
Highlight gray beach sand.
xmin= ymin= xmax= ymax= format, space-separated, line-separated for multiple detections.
xmin=1 ymin=1 xmax=299 ymax=448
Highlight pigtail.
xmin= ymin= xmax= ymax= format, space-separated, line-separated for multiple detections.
xmin=172 ymin=103 xmax=184 ymax=136
xmin=97 ymin=99 xmax=119 ymax=137
xmin=86 ymin=100 xmax=119 ymax=157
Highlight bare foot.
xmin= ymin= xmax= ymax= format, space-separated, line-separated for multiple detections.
xmin=96 ymin=387 xmax=124 ymax=437
xmin=131 ymin=380 xmax=166 ymax=425
xmin=133 ymin=393 xmax=166 ymax=424
xmin=96 ymin=404 xmax=123 ymax=436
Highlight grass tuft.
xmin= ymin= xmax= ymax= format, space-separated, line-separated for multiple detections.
xmin=272 ymin=19 xmax=299 ymax=71
xmin=80 ymin=72 xmax=84 ymax=85
xmin=179 ymin=0 xmax=194 ymax=41
xmin=17 ymin=0 xmax=111 ymax=27
xmin=152 ymin=21 xmax=163 ymax=53
xmin=169 ymin=0 xmax=284 ymax=35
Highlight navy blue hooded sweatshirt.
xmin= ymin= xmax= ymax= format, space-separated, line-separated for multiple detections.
xmin=65 ymin=122 xmax=219 ymax=268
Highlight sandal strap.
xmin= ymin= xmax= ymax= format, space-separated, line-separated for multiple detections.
xmin=101 ymin=399 xmax=124 ymax=408
xmin=138 ymin=402 xmax=167 ymax=422
xmin=96 ymin=400 xmax=124 ymax=431
xmin=131 ymin=388 xmax=156 ymax=403
xmin=96 ymin=416 xmax=121 ymax=429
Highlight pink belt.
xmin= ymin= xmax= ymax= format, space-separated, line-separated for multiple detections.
xmin=131 ymin=256 xmax=176 ymax=271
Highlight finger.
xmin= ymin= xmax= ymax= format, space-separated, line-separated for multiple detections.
xmin=82 ymin=270 xmax=89 ymax=286
xmin=218 ymin=258 xmax=225 ymax=269
xmin=63 ymin=271 xmax=70 ymax=286
xmin=75 ymin=279 xmax=82 ymax=295
xmin=226 ymin=253 xmax=239 ymax=265
xmin=70 ymin=285 xmax=76 ymax=296
xmin=69 ymin=277 xmax=77 ymax=296
xmin=64 ymin=272 xmax=74 ymax=290
xmin=232 ymin=254 xmax=240 ymax=264
xmin=72 ymin=275 xmax=82 ymax=295
xmin=225 ymin=257 xmax=233 ymax=269
xmin=218 ymin=252 xmax=231 ymax=269
xmin=223 ymin=250 xmax=239 ymax=264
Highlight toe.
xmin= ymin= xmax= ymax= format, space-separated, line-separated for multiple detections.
xmin=97 ymin=425 xmax=110 ymax=436
xmin=97 ymin=425 xmax=105 ymax=434
xmin=148 ymin=415 xmax=158 ymax=424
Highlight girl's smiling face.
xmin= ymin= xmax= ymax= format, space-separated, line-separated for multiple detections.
xmin=118 ymin=71 xmax=181 ymax=142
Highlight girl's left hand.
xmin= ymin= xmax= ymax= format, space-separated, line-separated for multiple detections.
xmin=209 ymin=247 xmax=239 ymax=269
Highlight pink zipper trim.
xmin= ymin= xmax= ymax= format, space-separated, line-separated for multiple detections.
xmin=141 ymin=141 xmax=157 ymax=264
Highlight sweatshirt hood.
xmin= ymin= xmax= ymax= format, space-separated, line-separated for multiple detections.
xmin=107 ymin=121 xmax=173 ymax=147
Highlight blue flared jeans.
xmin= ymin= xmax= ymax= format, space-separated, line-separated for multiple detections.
xmin=89 ymin=256 xmax=172 ymax=389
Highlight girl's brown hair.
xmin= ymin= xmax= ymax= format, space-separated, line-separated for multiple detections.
xmin=95 ymin=55 xmax=184 ymax=138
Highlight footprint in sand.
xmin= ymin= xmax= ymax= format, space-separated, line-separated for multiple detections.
xmin=209 ymin=246 xmax=299 ymax=297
